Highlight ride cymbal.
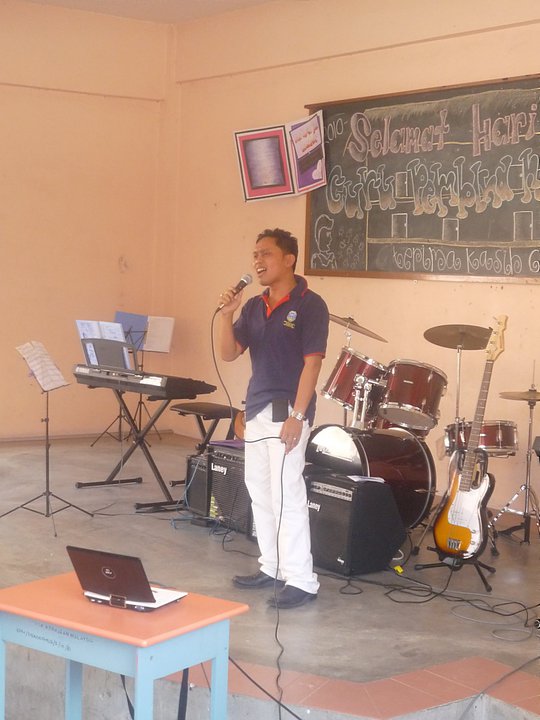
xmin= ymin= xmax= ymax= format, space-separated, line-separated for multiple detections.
xmin=329 ymin=314 xmax=387 ymax=343
xmin=423 ymin=324 xmax=492 ymax=350
xmin=500 ymin=389 xmax=540 ymax=403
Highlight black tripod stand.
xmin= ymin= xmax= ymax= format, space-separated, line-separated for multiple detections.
xmin=491 ymin=387 xmax=540 ymax=544
xmin=1 ymin=391 xmax=93 ymax=536
xmin=414 ymin=548 xmax=496 ymax=592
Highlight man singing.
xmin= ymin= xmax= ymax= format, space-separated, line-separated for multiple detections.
xmin=219 ymin=228 xmax=329 ymax=609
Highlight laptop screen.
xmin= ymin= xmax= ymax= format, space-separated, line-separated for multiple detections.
xmin=67 ymin=546 xmax=155 ymax=603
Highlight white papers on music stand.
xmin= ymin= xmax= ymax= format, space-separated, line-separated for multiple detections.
xmin=144 ymin=316 xmax=175 ymax=353
xmin=16 ymin=341 xmax=69 ymax=392
xmin=75 ymin=320 xmax=126 ymax=342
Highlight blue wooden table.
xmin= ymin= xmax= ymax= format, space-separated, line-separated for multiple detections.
xmin=0 ymin=572 xmax=248 ymax=719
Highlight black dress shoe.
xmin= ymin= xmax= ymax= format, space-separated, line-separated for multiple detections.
xmin=232 ymin=571 xmax=284 ymax=589
xmin=267 ymin=585 xmax=317 ymax=609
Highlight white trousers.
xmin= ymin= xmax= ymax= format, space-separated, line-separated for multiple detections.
xmin=244 ymin=404 xmax=319 ymax=594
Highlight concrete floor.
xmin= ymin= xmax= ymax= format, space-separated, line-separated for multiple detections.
xmin=0 ymin=430 xmax=539 ymax=716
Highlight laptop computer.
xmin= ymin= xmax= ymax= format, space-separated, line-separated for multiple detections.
xmin=66 ymin=546 xmax=187 ymax=612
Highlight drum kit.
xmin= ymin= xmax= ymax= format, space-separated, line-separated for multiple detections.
xmin=310 ymin=314 xmax=535 ymax=545
xmin=309 ymin=314 xmax=449 ymax=533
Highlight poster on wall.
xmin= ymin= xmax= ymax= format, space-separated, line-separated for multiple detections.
xmin=286 ymin=110 xmax=326 ymax=194
xmin=306 ymin=74 xmax=540 ymax=282
xmin=234 ymin=125 xmax=295 ymax=201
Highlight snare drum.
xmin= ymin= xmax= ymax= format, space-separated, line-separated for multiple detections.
xmin=321 ymin=347 xmax=387 ymax=422
xmin=444 ymin=420 xmax=518 ymax=456
xmin=378 ymin=359 xmax=447 ymax=431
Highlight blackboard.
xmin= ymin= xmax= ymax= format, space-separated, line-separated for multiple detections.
xmin=305 ymin=75 xmax=540 ymax=281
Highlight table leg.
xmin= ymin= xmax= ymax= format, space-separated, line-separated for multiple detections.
xmin=0 ymin=640 xmax=5 ymax=719
xmin=133 ymin=671 xmax=153 ymax=720
xmin=210 ymin=651 xmax=229 ymax=720
xmin=65 ymin=660 xmax=83 ymax=720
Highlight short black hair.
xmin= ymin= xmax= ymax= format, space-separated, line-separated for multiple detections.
xmin=257 ymin=228 xmax=298 ymax=271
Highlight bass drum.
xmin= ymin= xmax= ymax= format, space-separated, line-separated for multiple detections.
xmin=305 ymin=425 xmax=436 ymax=529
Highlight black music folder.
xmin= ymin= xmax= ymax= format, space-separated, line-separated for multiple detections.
xmin=81 ymin=338 xmax=137 ymax=372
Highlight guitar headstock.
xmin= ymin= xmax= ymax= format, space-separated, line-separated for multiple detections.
xmin=486 ymin=315 xmax=508 ymax=362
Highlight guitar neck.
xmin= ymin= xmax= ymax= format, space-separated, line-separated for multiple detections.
xmin=461 ymin=359 xmax=494 ymax=488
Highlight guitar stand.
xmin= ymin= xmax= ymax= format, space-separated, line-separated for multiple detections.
xmin=414 ymin=549 xmax=496 ymax=593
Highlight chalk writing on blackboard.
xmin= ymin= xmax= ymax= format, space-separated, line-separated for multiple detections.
xmin=306 ymin=76 xmax=540 ymax=281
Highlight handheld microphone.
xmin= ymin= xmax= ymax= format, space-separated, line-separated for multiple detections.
xmin=217 ymin=273 xmax=253 ymax=310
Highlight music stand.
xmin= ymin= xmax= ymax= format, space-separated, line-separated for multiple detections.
xmin=5 ymin=342 xmax=93 ymax=536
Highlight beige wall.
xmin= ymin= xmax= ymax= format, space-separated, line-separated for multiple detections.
xmin=0 ymin=1 xmax=173 ymax=437
xmin=2 ymin=0 xmax=540 ymax=508
xmin=171 ymin=0 xmax=540 ymax=508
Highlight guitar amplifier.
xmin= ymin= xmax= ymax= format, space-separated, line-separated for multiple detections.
xmin=209 ymin=444 xmax=253 ymax=536
xmin=305 ymin=465 xmax=406 ymax=575
xmin=184 ymin=453 xmax=211 ymax=516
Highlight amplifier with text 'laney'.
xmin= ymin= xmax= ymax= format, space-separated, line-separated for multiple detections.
xmin=304 ymin=464 xmax=407 ymax=576
xmin=185 ymin=443 xmax=253 ymax=536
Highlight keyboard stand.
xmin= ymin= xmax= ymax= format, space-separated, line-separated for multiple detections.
xmin=75 ymin=391 xmax=180 ymax=513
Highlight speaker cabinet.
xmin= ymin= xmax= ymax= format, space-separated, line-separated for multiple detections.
xmin=305 ymin=466 xmax=406 ymax=575
xmin=209 ymin=445 xmax=253 ymax=535
xmin=185 ymin=453 xmax=211 ymax=516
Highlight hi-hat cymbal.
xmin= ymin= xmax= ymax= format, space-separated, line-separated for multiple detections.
xmin=329 ymin=314 xmax=387 ymax=343
xmin=424 ymin=324 xmax=492 ymax=350
xmin=500 ymin=389 xmax=540 ymax=403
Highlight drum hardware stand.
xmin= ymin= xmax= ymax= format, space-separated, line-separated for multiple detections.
xmin=0 ymin=391 xmax=93 ymax=536
xmin=351 ymin=375 xmax=370 ymax=429
xmin=490 ymin=386 xmax=540 ymax=544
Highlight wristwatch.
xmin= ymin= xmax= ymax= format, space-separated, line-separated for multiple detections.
xmin=290 ymin=410 xmax=305 ymax=421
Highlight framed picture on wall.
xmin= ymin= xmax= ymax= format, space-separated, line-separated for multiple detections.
xmin=234 ymin=125 xmax=295 ymax=201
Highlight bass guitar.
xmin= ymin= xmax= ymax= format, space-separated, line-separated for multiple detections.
xmin=433 ymin=315 xmax=507 ymax=560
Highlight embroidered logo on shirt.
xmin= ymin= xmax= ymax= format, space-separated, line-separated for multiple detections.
xmin=283 ymin=310 xmax=297 ymax=329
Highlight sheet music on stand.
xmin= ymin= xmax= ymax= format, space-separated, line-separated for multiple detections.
xmin=114 ymin=312 xmax=174 ymax=353
xmin=16 ymin=341 xmax=69 ymax=392
xmin=144 ymin=316 xmax=174 ymax=353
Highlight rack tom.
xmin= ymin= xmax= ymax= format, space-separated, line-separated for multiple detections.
xmin=378 ymin=359 xmax=447 ymax=431
xmin=444 ymin=420 xmax=518 ymax=457
xmin=321 ymin=347 xmax=387 ymax=423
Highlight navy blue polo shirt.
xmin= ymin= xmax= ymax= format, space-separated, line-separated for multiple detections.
xmin=233 ymin=275 xmax=329 ymax=425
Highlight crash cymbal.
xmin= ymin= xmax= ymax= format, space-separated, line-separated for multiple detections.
xmin=329 ymin=314 xmax=387 ymax=343
xmin=424 ymin=324 xmax=492 ymax=350
xmin=500 ymin=389 xmax=540 ymax=403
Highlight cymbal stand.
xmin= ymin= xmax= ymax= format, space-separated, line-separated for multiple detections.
xmin=413 ymin=344 xmax=465 ymax=555
xmin=490 ymin=388 xmax=540 ymax=544
xmin=342 ymin=329 xmax=353 ymax=427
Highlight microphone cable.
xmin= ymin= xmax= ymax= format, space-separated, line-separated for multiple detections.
xmin=210 ymin=304 xmax=293 ymax=719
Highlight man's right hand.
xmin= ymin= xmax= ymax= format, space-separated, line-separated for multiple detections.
xmin=218 ymin=287 xmax=244 ymax=315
